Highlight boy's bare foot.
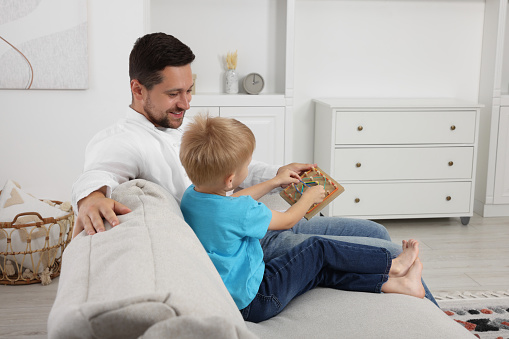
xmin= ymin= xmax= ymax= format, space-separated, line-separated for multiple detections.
xmin=381 ymin=258 xmax=426 ymax=299
xmin=389 ymin=239 xmax=419 ymax=277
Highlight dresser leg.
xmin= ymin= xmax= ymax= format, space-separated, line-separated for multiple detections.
xmin=460 ymin=217 xmax=470 ymax=225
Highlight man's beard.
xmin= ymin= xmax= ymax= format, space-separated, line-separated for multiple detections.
xmin=144 ymin=96 xmax=184 ymax=129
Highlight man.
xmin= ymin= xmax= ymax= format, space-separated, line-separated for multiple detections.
xmin=72 ymin=33 xmax=316 ymax=238
xmin=72 ymin=33 xmax=437 ymax=305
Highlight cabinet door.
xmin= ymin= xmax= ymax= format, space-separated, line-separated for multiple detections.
xmin=181 ymin=107 xmax=220 ymax=130
xmin=494 ymin=107 xmax=509 ymax=204
xmin=220 ymin=107 xmax=285 ymax=165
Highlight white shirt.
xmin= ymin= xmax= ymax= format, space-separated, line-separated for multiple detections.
xmin=71 ymin=107 xmax=279 ymax=212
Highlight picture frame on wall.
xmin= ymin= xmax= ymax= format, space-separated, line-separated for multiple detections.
xmin=0 ymin=0 xmax=88 ymax=90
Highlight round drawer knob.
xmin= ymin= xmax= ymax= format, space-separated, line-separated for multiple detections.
xmin=354 ymin=198 xmax=360 ymax=203
xmin=446 ymin=196 xmax=452 ymax=201
xmin=450 ymin=125 xmax=456 ymax=131
xmin=356 ymin=162 xmax=362 ymax=168
xmin=448 ymin=161 xmax=454 ymax=166
xmin=357 ymin=126 xmax=363 ymax=131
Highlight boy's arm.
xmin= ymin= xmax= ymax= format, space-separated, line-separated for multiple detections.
xmin=268 ymin=186 xmax=325 ymax=231
xmin=232 ymin=169 xmax=300 ymax=200
xmin=242 ymin=161 xmax=316 ymax=188
xmin=231 ymin=178 xmax=280 ymax=200
xmin=242 ymin=160 xmax=279 ymax=187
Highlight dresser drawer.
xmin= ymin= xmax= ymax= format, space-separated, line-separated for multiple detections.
xmin=334 ymin=110 xmax=476 ymax=145
xmin=334 ymin=147 xmax=474 ymax=181
xmin=332 ymin=182 xmax=472 ymax=217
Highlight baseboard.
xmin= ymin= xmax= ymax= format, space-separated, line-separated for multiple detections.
xmin=474 ymin=199 xmax=509 ymax=217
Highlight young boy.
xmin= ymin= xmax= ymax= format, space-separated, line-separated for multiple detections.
xmin=180 ymin=115 xmax=425 ymax=323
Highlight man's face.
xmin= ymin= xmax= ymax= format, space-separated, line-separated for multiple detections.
xmin=142 ymin=64 xmax=194 ymax=129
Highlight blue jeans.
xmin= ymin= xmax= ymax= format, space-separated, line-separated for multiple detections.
xmin=242 ymin=237 xmax=392 ymax=322
xmin=259 ymin=216 xmax=438 ymax=306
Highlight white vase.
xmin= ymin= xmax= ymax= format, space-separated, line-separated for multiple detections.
xmin=225 ymin=69 xmax=238 ymax=94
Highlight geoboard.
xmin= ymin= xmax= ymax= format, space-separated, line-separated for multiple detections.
xmin=279 ymin=166 xmax=345 ymax=220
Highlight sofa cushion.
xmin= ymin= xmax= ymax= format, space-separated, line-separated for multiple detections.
xmin=48 ymin=179 xmax=257 ymax=339
xmin=246 ymin=287 xmax=474 ymax=339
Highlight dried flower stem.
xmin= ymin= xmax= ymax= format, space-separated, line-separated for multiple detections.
xmin=226 ymin=50 xmax=238 ymax=70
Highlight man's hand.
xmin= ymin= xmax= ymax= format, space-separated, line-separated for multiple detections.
xmin=276 ymin=163 xmax=317 ymax=188
xmin=73 ymin=190 xmax=132 ymax=238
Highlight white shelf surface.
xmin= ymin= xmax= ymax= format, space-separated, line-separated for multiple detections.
xmin=314 ymin=98 xmax=482 ymax=109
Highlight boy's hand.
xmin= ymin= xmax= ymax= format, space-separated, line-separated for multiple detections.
xmin=277 ymin=162 xmax=317 ymax=177
xmin=302 ymin=185 xmax=326 ymax=205
xmin=277 ymin=163 xmax=317 ymax=188
xmin=273 ymin=168 xmax=301 ymax=187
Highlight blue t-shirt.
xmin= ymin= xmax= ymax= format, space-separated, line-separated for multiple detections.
xmin=180 ymin=185 xmax=272 ymax=309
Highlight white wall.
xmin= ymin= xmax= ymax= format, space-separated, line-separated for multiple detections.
xmin=292 ymin=0 xmax=485 ymax=162
xmin=0 ymin=0 xmax=145 ymax=201
xmin=0 ymin=0 xmax=487 ymax=202
xmin=150 ymin=0 xmax=287 ymax=94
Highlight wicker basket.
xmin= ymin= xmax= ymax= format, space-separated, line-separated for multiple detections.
xmin=0 ymin=198 xmax=74 ymax=285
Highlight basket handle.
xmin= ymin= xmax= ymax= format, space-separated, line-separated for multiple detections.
xmin=11 ymin=212 xmax=55 ymax=225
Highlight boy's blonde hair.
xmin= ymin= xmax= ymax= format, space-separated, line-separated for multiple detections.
xmin=180 ymin=115 xmax=255 ymax=186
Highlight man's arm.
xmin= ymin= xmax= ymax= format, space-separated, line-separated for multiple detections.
xmin=73 ymin=187 xmax=131 ymax=238
xmin=71 ymin=128 xmax=141 ymax=238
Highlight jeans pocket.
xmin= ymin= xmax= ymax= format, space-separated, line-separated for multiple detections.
xmin=244 ymin=293 xmax=282 ymax=323
xmin=240 ymin=304 xmax=251 ymax=321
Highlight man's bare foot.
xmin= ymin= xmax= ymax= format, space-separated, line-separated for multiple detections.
xmin=389 ymin=239 xmax=419 ymax=277
xmin=381 ymin=259 xmax=426 ymax=299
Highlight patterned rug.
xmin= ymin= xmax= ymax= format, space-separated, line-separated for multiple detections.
xmin=436 ymin=291 xmax=509 ymax=339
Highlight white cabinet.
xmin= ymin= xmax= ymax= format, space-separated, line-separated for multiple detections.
xmin=476 ymin=0 xmax=509 ymax=216
xmin=220 ymin=107 xmax=284 ymax=166
xmin=184 ymin=104 xmax=285 ymax=166
xmin=314 ymin=98 xmax=481 ymax=224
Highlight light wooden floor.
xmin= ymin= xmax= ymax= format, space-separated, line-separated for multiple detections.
xmin=1 ymin=213 xmax=508 ymax=338
xmin=382 ymin=213 xmax=509 ymax=295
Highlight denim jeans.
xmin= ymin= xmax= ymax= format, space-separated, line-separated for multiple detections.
xmin=259 ymin=216 xmax=438 ymax=306
xmin=241 ymin=236 xmax=392 ymax=322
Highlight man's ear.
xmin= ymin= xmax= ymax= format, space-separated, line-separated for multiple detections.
xmin=224 ymin=173 xmax=235 ymax=191
xmin=131 ymin=79 xmax=145 ymax=101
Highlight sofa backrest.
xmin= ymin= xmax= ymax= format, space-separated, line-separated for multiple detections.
xmin=48 ymin=179 xmax=258 ymax=339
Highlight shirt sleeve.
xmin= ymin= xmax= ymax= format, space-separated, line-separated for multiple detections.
xmin=71 ymin=128 xmax=142 ymax=212
xmin=242 ymin=160 xmax=279 ymax=188
xmin=242 ymin=197 xmax=272 ymax=239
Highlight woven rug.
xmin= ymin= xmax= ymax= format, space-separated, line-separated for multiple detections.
xmin=436 ymin=291 xmax=509 ymax=339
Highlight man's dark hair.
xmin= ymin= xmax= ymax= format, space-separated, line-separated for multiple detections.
xmin=129 ymin=33 xmax=195 ymax=90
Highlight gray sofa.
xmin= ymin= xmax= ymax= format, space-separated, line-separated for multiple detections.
xmin=48 ymin=180 xmax=473 ymax=338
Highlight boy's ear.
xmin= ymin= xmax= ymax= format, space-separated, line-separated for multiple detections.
xmin=224 ymin=173 xmax=235 ymax=190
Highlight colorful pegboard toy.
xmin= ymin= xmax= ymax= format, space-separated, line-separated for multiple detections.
xmin=279 ymin=166 xmax=345 ymax=220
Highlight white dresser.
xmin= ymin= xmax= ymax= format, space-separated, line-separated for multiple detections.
xmin=314 ymin=98 xmax=481 ymax=224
